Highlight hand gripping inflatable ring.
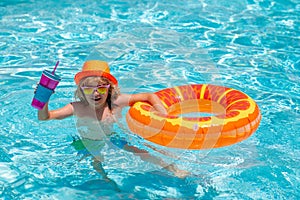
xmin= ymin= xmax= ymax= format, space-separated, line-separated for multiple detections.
xmin=126 ymin=84 xmax=261 ymax=150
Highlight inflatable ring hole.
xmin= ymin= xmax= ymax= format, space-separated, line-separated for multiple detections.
xmin=180 ymin=112 xmax=214 ymax=118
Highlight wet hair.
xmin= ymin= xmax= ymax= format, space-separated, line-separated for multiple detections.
xmin=75 ymin=76 xmax=120 ymax=110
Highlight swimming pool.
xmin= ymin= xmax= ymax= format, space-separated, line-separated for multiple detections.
xmin=0 ymin=0 xmax=299 ymax=199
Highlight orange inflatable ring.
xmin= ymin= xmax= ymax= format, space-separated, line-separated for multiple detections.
xmin=126 ymin=84 xmax=261 ymax=150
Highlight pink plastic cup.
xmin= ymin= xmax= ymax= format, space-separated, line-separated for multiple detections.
xmin=31 ymin=70 xmax=61 ymax=110
xmin=39 ymin=70 xmax=61 ymax=89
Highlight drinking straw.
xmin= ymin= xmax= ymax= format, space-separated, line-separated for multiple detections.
xmin=52 ymin=61 xmax=59 ymax=74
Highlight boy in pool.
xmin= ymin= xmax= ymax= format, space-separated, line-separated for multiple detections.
xmin=38 ymin=60 xmax=189 ymax=180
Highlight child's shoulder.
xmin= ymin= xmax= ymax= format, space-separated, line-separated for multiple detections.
xmin=70 ymin=101 xmax=88 ymax=111
xmin=112 ymin=93 xmax=130 ymax=106
xmin=70 ymin=101 xmax=84 ymax=106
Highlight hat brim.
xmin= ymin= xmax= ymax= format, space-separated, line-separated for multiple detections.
xmin=74 ymin=71 xmax=118 ymax=85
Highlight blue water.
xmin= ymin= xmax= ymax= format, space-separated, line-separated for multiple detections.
xmin=0 ymin=0 xmax=299 ymax=199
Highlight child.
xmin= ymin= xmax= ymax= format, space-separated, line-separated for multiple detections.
xmin=38 ymin=60 xmax=189 ymax=180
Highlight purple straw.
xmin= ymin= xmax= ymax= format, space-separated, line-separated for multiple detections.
xmin=52 ymin=61 xmax=59 ymax=74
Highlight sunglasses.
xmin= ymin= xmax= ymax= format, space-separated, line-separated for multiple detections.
xmin=81 ymin=84 xmax=110 ymax=95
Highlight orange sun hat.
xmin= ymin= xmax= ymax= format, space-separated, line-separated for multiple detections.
xmin=74 ymin=60 xmax=118 ymax=85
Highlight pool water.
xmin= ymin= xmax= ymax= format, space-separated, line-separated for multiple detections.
xmin=0 ymin=0 xmax=299 ymax=199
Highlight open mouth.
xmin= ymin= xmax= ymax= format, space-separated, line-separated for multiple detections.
xmin=92 ymin=97 xmax=102 ymax=102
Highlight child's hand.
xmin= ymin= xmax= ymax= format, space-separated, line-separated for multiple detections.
xmin=33 ymin=82 xmax=39 ymax=94
xmin=153 ymin=103 xmax=168 ymax=115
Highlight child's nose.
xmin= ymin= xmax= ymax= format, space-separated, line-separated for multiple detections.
xmin=93 ymin=89 xmax=99 ymax=95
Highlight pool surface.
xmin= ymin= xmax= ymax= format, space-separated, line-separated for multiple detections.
xmin=0 ymin=0 xmax=299 ymax=199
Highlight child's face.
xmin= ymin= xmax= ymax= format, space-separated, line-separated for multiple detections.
xmin=81 ymin=77 xmax=110 ymax=108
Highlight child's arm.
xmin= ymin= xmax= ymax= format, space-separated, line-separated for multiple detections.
xmin=114 ymin=93 xmax=167 ymax=114
xmin=38 ymin=103 xmax=74 ymax=120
